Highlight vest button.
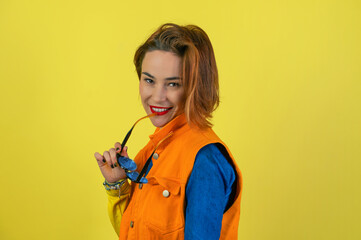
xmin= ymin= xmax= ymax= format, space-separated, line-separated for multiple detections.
xmin=162 ymin=190 xmax=170 ymax=198
xmin=130 ymin=221 xmax=134 ymax=228
xmin=153 ymin=153 xmax=159 ymax=160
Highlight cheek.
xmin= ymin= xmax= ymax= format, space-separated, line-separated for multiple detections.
xmin=139 ymin=83 xmax=148 ymax=101
xmin=171 ymin=90 xmax=185 ymax=106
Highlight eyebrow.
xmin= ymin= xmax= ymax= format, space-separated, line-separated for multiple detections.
xmin=142 ymin=72 xmax=181 ymax=81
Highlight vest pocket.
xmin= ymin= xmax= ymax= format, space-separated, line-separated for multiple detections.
xmin=145 ymin=224 xmax=184 ymax=240
xmin=143 ymin=176 xmax=184 ymax=236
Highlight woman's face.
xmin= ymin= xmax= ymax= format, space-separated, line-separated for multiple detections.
xmin=139 ymin=50 xmax=185 ymax=128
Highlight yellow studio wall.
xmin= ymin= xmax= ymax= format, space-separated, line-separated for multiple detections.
xmin=0 ymin=0 xmax=360 ymax=239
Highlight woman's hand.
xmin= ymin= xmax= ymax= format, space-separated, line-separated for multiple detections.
xmin=94 ymin=142 xmax=128 ymax=183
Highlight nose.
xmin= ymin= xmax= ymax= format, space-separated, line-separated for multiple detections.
xmin=153 ymin=84 xmax=167 ymax=103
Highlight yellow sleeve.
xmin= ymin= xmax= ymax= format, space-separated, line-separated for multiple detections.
xmin=105 ymin=180 xmax=131 ymax=236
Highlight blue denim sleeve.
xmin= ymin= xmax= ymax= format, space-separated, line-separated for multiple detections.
xmin=185 ymin=143 xmax=236 ymax=240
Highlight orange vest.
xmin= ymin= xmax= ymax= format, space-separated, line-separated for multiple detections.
xmin=119 ymin=114 xmax=242 ymax=240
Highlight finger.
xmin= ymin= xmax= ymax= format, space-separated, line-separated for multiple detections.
xmin=114 ymin=142 xmax=122 ymax=153
xmin=103 ymin=151 xmax=112 ymax=168
xmin=109 ymin=148 xmax=118 ymax=168
xmin=121 ymin=146 xmax=129 ymax=158
xmin=115 ymin=142 xmax=129 ymax=158
xmin=94 ymin=152 xmax=106 ymax=166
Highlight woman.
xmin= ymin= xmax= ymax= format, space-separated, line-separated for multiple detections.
xmin=94 ymin=23 xmax=242 ymax=240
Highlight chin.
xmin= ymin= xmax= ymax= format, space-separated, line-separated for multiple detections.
xmin=150 ymin=118 xmax=170 ymax=128
xmin=146 ymin=108 xmax=180 ymax=128
xmin=149 ymin=112 xmax=178 ymax=128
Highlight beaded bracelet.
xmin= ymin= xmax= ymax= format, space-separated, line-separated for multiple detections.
xmin=103 ymin=179 xmax=126 ymax=191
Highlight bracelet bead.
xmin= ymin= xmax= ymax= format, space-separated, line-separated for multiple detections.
xmin=103 ymin=179 xmax=126 ymax=191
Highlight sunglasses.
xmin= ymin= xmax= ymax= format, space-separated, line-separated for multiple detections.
xmin=116 ymin=113 xmax=173 ymax=184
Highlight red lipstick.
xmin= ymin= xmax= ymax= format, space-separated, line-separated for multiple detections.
xmin=149 ymin=105 xmax=173 ymax=116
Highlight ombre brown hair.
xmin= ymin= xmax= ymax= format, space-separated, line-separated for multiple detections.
xmin=134 ymin=23 xmax=219 ymax=129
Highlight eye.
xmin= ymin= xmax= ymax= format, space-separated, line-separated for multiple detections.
xmin=168 ymin=82 xmax=181 ymax=87
xmin=144 ymin=78 xmax=154 ymax=84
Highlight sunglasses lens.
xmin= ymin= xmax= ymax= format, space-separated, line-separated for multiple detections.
xmin=117 ymin=156 xmax=137 ymax=171
xmin=126 ymin=171 xmax=148 ymax=183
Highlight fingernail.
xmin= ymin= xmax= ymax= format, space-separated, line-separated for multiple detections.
xmin=102 ymin=159 xmax=106 ymax=163
xmin=113 ymin=163 xmax=117 ymax=167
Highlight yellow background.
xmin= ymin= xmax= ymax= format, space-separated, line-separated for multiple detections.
xmin=1 ymin=0 xmax=360 ymax=239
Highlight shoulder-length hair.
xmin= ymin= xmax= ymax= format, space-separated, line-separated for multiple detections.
xmin=134 ymin=23 xmax=219 ymax=129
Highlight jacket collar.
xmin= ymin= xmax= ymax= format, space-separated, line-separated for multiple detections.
xmin=148 ymin=113 xmax=188 ymax=146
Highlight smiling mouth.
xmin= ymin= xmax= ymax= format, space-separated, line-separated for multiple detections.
xmin=149 ymin=105 xmax=173 ymax=116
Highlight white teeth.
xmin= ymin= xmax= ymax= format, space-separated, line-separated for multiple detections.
xmin=152 ymin=107 xmax=171 ymax=112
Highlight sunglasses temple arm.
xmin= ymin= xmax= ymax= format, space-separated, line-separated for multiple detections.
xmin=119 ymin=113 xmax=156 ymax=154
xmin=135 ymin=131 xmax=174 ymax=182
xmin=136 ymin=151 xmax=154 ymax=182
xmin=119 ymin=126 xmax=134 ymax=154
